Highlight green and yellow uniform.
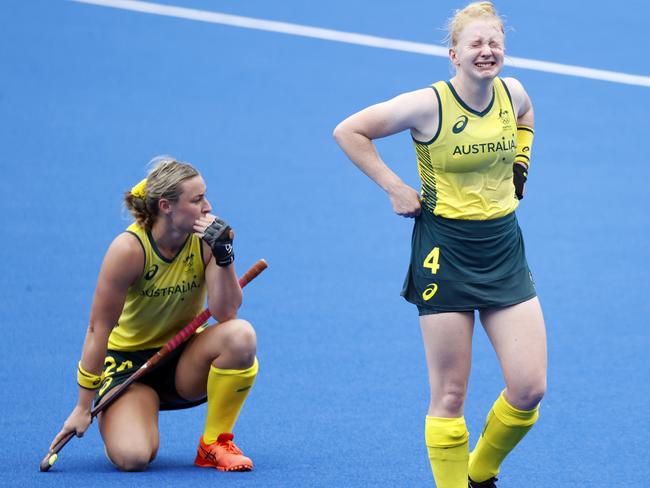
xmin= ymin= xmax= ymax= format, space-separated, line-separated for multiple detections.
xmin=401 ymin=78 xmax=536 ymax=314
xmin=409 ymin=79 xmax=542 ymax=487
xmin=416 ymin=78 xmax=518 ymax=220
xmin=109 ymin=222 xmax=207 ymax=350
xmin=97 ymin=223 xmax=208 ymax=409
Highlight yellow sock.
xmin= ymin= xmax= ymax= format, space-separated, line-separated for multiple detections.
xmin=425 ymin=416 xmax=469 ymax=488
xmin=468 ymin=391 xmax=539 ymax=482
xmin=202 ymin=357 xmax=258 ymax=444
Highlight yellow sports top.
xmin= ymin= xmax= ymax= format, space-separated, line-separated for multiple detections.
xmin=414 ymin=78 xmax=518 ymax=220
xmin=107 ymin=223 xmax=207 ymax=351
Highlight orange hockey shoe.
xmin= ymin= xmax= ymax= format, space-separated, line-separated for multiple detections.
xmin=194 ymin=433 xmax=253 ymax=472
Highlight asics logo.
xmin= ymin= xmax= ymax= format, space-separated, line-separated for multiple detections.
xmin=144 ymin=264 xmax=159 ymax=280
xmin=452 ymin=115 xmax=468 ymax=134
xmin=200 ymin=446 xmax=217 ymax=462
xmin=422 ymin=283 xmax=438 ymax=301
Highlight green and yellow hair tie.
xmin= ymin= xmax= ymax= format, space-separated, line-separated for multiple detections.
xmin=131 ymin=178 xmax=147 ymax=199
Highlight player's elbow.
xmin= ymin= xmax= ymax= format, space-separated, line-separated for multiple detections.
xmin=209 ymin=303 xmax=240 ymax=323
xmin=332 ymin=123 xmax=345 ymax=144
xmin=333 ymin=120 xmax=354 ymax=146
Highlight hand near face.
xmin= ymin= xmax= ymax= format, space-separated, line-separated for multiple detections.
xmin=195 ymin=214 xmax=235 ymax=267
xmin=193 ymin=213 xmax=220 ymax=237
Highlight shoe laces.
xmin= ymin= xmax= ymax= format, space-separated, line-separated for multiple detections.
xmin=215 ymin=433 xmax=243 ymax=455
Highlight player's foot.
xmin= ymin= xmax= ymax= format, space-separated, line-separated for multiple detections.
xmin=194 ymin=433 xmax=253 ymax=472
xmin=469 ymin=476 xmax=498 ymax=487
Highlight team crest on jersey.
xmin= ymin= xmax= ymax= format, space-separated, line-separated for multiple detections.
xmin=499 ymin=109 xmax=513 ymax=129
xmin=184 ymin=253 xmax=195 ymax=272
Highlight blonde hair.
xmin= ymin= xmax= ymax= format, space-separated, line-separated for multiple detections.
xmin=445 ymin=2 xmax=505 ymax=47
xmin=124 ymin=155 xmax=200 ymax=230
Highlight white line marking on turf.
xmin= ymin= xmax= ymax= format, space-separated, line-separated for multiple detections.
xmin=71 ymin=0 xmax=650 ymax=88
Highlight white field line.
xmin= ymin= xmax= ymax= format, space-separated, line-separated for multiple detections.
xmin=71 ymin=0 xmax=650 ymax=88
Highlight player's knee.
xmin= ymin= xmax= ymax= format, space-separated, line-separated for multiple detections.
xmin=110 ymin=452 xmax=151 ymax=472
xmin=510 ymin=378 xmax=546 ymax=410
xmin=222 ymin=319 xmax=257 ymax=366
xmin=432 ymin=387 xmax=466 ymax=416
xmin=107 ymin=444 xmax=156 ymax=472
xmin=524 ymin=381 xmax=546 ymax=408
xmin=441 ymin=390 xmax=465 ymax=414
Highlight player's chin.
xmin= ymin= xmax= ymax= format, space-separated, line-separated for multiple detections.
xmin=184 ymin=223 xmax=200 ymax=235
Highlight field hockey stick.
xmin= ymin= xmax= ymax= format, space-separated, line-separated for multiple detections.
xmin=40 ymin=258 xmax=268 ymax=472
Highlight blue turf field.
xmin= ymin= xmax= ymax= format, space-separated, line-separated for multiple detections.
xmin=1 ymin=1 xmax=649 ymax=486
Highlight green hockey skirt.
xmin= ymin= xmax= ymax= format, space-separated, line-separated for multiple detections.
xmin=401 ymin=210 xmax=536 ymax=315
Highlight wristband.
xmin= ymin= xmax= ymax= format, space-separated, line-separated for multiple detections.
xmin=514 ymin=126 xmax=534 ymax=167
xmin=214 ymin=244 xmax=235 ymax=267
xmin=77 ymin=361 xmax=103 ymax=390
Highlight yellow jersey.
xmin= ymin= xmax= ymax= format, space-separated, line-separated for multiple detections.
xmin=414 ymin=78 xmax=518 ymax=220
xmin=107 ymin=223 xmax=207 ymax=351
